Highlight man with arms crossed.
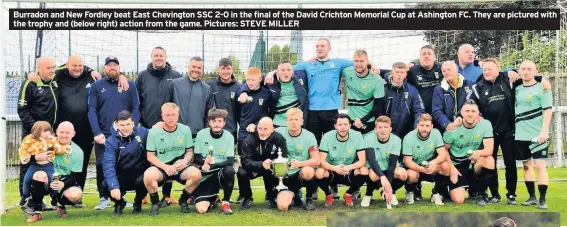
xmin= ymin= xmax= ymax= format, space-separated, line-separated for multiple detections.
xmin=402 ymin=114 xmax=450 ymax=205
xmin=192 ymin=109 xmax=236 ymax=215
xmin=514 ymin=60 xmax=553 ymax=209
xmin=443 ymin=100 xmax=496 ymax=206
xmin=274 ymin=108 xmax=319 ymax=211
xmin=143 ymin=103 xmax=202 ymax=215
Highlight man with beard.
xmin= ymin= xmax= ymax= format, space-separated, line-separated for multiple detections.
xmin=88 ymin=56 xmax=140 ymax=210
xmin=136 ymin=47 xmax=182 ymax=207
xmin=315 ymin=114 xmax=370 ymax=207
xmin=192 ymin=109 xmax=236 ymax=214
xmin=206 ymin=58 xmax=242 ymax=142
xmin=402 ymin=114 xmax=450 ymax=205
xmin=343 ymin=50 xmax=385 ymax=138
xmin=170 ymin=56 xmax=215 ymax=139
xmin=443 ymin=100 xmax=496 ymax=206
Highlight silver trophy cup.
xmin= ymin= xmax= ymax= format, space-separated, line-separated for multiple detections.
xmin=207 ymin=146 xmax=216 ymax=164
xmin=272 ymin=148 xmax=289 ymax=191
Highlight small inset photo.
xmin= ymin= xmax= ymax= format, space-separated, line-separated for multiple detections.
xmin=327 ymin=212 xmax=561 ymax=227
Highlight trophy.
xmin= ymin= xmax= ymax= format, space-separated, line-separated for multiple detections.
xmin=207 ymin=146 xmax=216 ymax=164
xmin=271 ymin=148 xmax=289 ymax=191
xmin=53 ymin=173 xmax=61 ymax=182
xmin=420 ymin=161 xmax=429 ymax=168
xmin=467 ymin=150 xmax=475 ymax=157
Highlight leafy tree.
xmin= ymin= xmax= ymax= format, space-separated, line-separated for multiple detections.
xmin=266 ymin=44 xmax=298 ymax=72
xmin=411 ymin=1 xmax=557 ymax=61
xmin=499 ymin=31 xmax=566 ymax=73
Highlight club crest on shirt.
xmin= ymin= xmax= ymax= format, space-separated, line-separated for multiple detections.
xmin=361 ymin=83 xmax=367 ymax=90
xmin=329 ymin=62 xmax=335 ymax=68
xmin=404 ymin=92 xmax=409 ymax=99
xmin=465 ymin=87 xmax=471 ymax=94
xmin=434 ymin=72 xmax=439 ymax=79
xmin=347 ymin=148 xmax=353 ymax=154
xmin=178 ymin=135 xmax=184 ymax=144
xmin=386 ymin=150 xmax=391 ymax=156
xmin=259 ymin=98 xmax=264 ymax=106
xmin=64 ymin=155 xmax=71 ymax=163
xmin=299 ymin=79 xmax=304 ymax=86
xmin=527 ymin=93 xmax=532 ymax=99
xmin=297 ymin=145 xmax=303 ymax=150
xmin=135 ymin=136 xmax=142 ymax=143
xmin=428 ymin=144 xmax=433 ymax=150
xmin=230 ymin=92 xmax=235 ymax=99
xmin=474 ymin=135 xmax=480 ymax=139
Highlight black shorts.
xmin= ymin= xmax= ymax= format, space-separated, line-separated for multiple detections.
xmin=328 ymin=169 xmax=355 ymax=186
xmin=157 ymin=166 xmax=188 ymax=187
xmin=56 ymin=176 xmax=81 ymax=200
xmin=192 ymin=169 xmax=228 ymax=205
xmin=449 ymin=159 xmax=472 ymax=191
xmin=516 ymin=141 xmax=549 ymax=161
xmin=282 ymin=170 xmax=307 ymax=193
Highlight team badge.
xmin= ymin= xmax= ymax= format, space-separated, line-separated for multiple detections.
xmin=386 ymin=151 xmax=391 ymax=156
xmin=465 ymin=87 xmax=470 ymax=94
xmin=474 ymin=135 xmax=480 ymax=139
xmin=347 ymin=148 xmax=353 ymax=154
xmin=178 ymin=135 xmax=184 ymax=143
xmin=230 ymin=92 xmax=235 ymax=99
xmin=220 ymin=144 xmax=225 ymax=152
xmin=297 ymin=145 xmax=303 ymax=150
xmin=329 ymin=62 xmax=335 ymax=68
xmin=434 ymin=72 xmax=439 ymax=79
xmin=361 ymin=83 xmax=367 ymax=90
xmin=527 ymin=93 xmax=532 ymax=99
xmin=259 ymin=98 xmax=264 ymax=106
xmin=64 ymin=155 xmax=71 ymax=163
xmin=299 ymin=79 xmax=304 ymax=86
xmin=86 ymin=83 xmax=91 ymax=88
xmin=118 ymin=87 xmax=123 ymax=93
xmin=428 ymin=144 xmax=433 ymax=149
xmin=404 ymin=92 xmax=409 ymax=99
xmin=135 ymin=136 xmax=142 ymax=143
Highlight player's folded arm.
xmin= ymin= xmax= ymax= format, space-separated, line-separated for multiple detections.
xmin=351 ymin=149 xmax=367 ymax=169
xmin=434 ymin=146 xmax=448 ymax=164
xmin=318 ymin=151 xmax=335 ymax=171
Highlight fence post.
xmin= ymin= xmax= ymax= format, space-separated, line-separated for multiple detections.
xmin=553 ymin=3 xmax=565 ymax=167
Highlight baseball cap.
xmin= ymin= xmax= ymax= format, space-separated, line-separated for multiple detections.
xmin=105 ymin=56 xmax=119 ymax=65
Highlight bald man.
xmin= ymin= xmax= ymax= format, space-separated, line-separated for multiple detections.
xmin=238 ymin=117 xmax=288 ymax=209
xmin=17 ymin=56 xmax=58 ymax=206
xmin=25 ymin=121 xmax=84 ymax=222
xmin=456 ymin=44 xmax=483 ymax=83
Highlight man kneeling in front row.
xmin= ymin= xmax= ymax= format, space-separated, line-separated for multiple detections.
xmin=275 ymin=108 xmax=320 ymax=211
xmin=192 ymin=109 xmax=236 ymax=215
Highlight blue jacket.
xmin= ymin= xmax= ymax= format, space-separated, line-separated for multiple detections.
xmin=87 ymin=78 xmax=140 ymax=137
xmin=103 ymin=127 xmax=150 ymax=190
xmin=457 ymin=60 xmax=483 ymax=84
xmin=384 ymin=81 xmax=425 ymax=138
xmin=432 ymin=74 xmax=473 ymax=132
xmin=234 ymin=84 xmax=272 ymax=140
xmin=266 ymin=70 xmax=309 ymax=123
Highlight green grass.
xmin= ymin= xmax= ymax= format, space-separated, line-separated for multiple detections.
xmin=2 ymin=168 xmax=566 ymax=226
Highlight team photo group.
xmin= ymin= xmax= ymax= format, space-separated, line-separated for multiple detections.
xmin=15 ymin=38 xmax=554 ymax=223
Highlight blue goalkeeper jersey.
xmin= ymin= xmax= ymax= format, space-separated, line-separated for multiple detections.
xmin=294 ymin=59 xmax=353 ymax=111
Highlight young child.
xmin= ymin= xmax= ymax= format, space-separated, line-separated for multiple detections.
xmin=19 ymin=121 xmax=71 ymax=201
